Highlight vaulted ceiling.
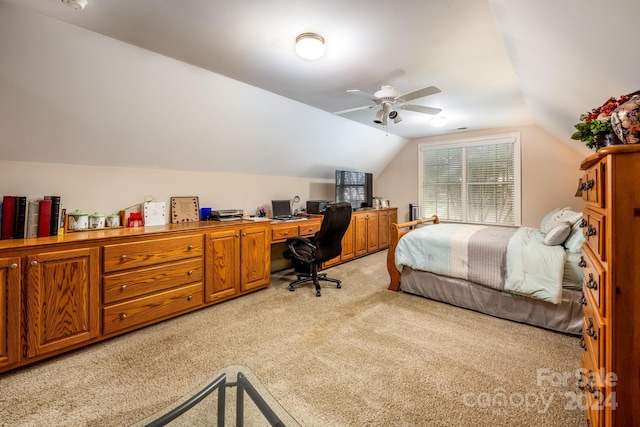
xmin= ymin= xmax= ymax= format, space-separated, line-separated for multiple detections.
xmin=1 ymin=0 xmax=638 ymax=178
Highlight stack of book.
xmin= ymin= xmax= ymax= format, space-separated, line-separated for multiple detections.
xmin=0 ymin=195 xmax=63 ymax=240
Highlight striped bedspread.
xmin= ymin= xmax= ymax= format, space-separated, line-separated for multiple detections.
xmin=394 ymin=223 xmax=565 ymax=304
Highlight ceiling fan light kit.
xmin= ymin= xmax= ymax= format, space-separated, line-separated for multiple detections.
xmin=295 ymin=33 xmax=325 ymax=60
xmin=62 ymin=0 xmax=88 ymax=10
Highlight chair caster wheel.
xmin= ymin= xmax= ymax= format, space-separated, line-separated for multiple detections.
xmin=315 ymin=290 xmax=321 ymax=297
xmin=289 ymin=287 xmax=295 ymax=292
xmin=336 ymin=283 xmax=341 ymax=289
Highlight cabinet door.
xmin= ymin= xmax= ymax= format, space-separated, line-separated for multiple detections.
xmin=367 ymin=212 xmax=379 ymax=252
xmin=378 ymin=210 xmax=391 ymax=249
xmin=354 ymin=214 xmax=368 ymax=257
xmin=341 ymin=217 xmax=356 ymax=262
xmin=0 ymin=257 xmax=20 ymax=368
xmin=240 ymin=226 xmax=270 ymax=292
xmin=26 ymin=247 xmax=99 ymax=357
xmin=205 ymin=229 xmax=240 ymax=302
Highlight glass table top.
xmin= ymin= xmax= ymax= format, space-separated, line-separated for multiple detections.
xmin=129 ymin=365 xmax=300 ymax=427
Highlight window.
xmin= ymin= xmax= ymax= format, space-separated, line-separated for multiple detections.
xmin=418 ymin=133 xmax=521 ymax=226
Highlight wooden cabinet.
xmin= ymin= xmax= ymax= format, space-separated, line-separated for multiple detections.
xmin=0 ymin=220 xmax=271 ymax=374
xmin=102 ymin=235 xmax=204 ymax=335
xmin=206 ymin=224 xmax=270 ymax=302
xmin=323 ymin=208 xmax=396 ymax=268
xmin=26 ymin=247 xmax=100 ymax=357
xmin=0 ymin=257 xmax=20 ymax=368
xmin=578 ymin=145 xmax=640 ymax=427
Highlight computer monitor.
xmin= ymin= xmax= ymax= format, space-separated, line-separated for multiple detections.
xmin=271 ymin=200 xmax=292 ymax=219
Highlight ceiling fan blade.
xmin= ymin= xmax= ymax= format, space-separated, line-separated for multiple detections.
xmin=332 ymin=104 xmax=377 ymax=115
xmin=399 ymin=86 xmax=441 ymax=102
xmin=346 ymin=89 xmax=380 ymax=102
xmin=400 ymin=104 xmax=443 ymax=115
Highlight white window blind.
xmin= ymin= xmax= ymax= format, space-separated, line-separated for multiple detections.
xmin=418 ymin=133 xmax=521 ymax=226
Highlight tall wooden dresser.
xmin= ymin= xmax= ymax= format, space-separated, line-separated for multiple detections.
xmin=578 ymin=145 xmax=640 ymax=426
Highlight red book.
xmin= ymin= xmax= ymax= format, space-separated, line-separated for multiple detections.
xmin=1 ymin=196 xmax=16 ymax=240
xmin=38 ymin=199 xmax=52 ymax=238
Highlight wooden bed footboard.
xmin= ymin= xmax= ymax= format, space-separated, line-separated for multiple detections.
xmin=387 ymin=215 xmax=439 ymax=291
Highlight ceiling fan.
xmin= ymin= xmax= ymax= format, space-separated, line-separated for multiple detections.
xmin=334 ymin=85 xmax=442 ymax=125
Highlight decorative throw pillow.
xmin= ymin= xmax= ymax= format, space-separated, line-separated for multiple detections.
xmin=542 ymin=208 xmax=583 ymax=234
xmin=544 ymin=221 xmax=572 ymax=246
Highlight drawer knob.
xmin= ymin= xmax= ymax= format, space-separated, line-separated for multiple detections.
xmin=30 ymin=260 xmax=38 ymax=266
xmin=188 ymin=270 xmax=193 ymax=275
xmin=120 ymin=284 xmax=127 ymax=291
xmin=188 ymin=245 xmax=194 ymax=250
xmin=585 ymin=225 xmax=597 ymax=237
xmin=585 ymin=273 xmax=598 ymax=290
xmin=579 ymin=218 xmax=587 ymax=228
xmin=187 ymin=295 xmax=193 ymax=301
xmin=579 ymin=292 xmax=587 ymax=306
xmin=284 ymin=231 xmax=289 ymax=235
xmin=121 ymin=255 xmax=127 ymax=260
xmin=585 ymin=318 xmax=598 ymax=340
xmin=120 ymin=313 xmax=127 ymax=320
xmin=580 ymin=179 xmax=594 ymax=191
xmin=10 ymin=263 xmax=18 ymax=269
xmin=235 ymin=234 xmax=240 ymax=238
xmin=579 ymin=336 xmax=587 ymax=351
xmin=578 ymin=256 xmax=587 ymax=268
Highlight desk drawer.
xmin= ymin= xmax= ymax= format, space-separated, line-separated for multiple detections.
xmin=299 ymin=221 xmax=321 ymax=237
xmin=103 ymin=283 xmax=203 ymax=335
xmin=103 ymin=235 xmax=203 ymax=273
xmin=271 ymin=225 xmax=298 ymax=242
xmin=103 ymin=258 xmax=203 ymax=304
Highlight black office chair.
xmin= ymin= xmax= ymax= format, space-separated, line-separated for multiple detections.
xmin=283 ymin=202 xmax=352 ymax=296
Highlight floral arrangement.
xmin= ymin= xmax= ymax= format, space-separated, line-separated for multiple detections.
xmin=571 ymin=94 xmax=630 ymax=149
xmin=257 ymin=205 xmax=267 ymax=217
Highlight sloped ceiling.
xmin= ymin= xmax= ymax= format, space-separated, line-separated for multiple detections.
xmin=1 ymin=0 xmax=638 ymax=179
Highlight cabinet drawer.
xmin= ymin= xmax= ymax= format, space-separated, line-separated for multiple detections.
xmin=581 ymin=352 xmax=602 ymax=427
xmin=299 ymin=221 xmax=321 ymax=237
xmin=103 ymin=235 xmax=203 ymax=273
xmin=271 ymin=225 xmax=298 ymax=242
xmin=581 ymin=161 xmax=604 ymax=209
xmin=583 ymin=212 xmax=606 ymax=262
xmin=103 ymin=283 xmax=203 ymax=335
xmin=582 ymin=302 xmax=605 ymax=372
xmin=103 ymin=259 xmax=203 ymax=304
xmin=580 ymin=249 xmax=606 ymax=318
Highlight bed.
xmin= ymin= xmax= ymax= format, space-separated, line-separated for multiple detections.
xmin=386 ymin=208 xmax=585 ymax=335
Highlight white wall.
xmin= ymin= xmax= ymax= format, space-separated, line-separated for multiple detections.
xmin=376 ymin=125 xmax=587 ymax=227
xmin=0 ymin=3 xmax=407 ymax=181
xmin=0 ymin=160 xmax=334 ymax=219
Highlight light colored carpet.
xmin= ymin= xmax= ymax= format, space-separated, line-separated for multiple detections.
xmin=0 ymin=250 xmax=584 ymax=426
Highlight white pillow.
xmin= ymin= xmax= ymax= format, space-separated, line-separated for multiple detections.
xmin=540 ymin=208 xmax=561 ymax=231
xmin=542 ymin=208 xmax=583 ymax=234
xmin=563 ymin=221 xmax=586 ymax=253
xmin=544 ymin=221 xmax=572 ymax=246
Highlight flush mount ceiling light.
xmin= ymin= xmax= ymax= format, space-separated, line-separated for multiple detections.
xmin=295 ymin=33 xmax=325 ymax=60
xmin=62 ymin=0 xmax=87 ymax=9
xmin=62 ymin=0 xmax=88 ymax=9
xmin=431 ymin=116 xmax=447 ymax=127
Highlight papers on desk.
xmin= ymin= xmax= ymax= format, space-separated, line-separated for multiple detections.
xmin=244 ymin=216 xmax=271 ymax=221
